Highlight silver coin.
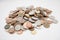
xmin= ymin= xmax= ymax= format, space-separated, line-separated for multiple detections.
xmin=32 ymin=20 xmax=42 ymax=27
xmin=29 ymin=18 xmax=35 ymax=23
xmin=29 ymin=10 xmax=35 ymax=15
xmin=15 ymin=24 xmax=24 ymax=31
xmin=24 ymin=17 xmax=29 ymax=20
xmin=15 ymin=25 xmax=21 ymax=31
xmin=31 ymin=17 xmax=38 ymax=20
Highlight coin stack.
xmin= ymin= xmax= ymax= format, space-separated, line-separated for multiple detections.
xmin=4 ymin=6 xmax=58 ymax=34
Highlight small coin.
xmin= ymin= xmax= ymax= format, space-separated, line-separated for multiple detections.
xmin=16 ymin=30 xmax=23 ymax=35
xmin=23 ymin=21 xmax=33 ymax=29
xmin=15 ymin=25 xmax=21 ymax=31
xmin=29 ymin=10 xmax=35 ymax=15
xmin=18 ymin=11 xmax=25 ymax=17
xmin=35 ymin=10 xmax=40 ymax=14
xmin=8 ymin=26 xmax=15 ymax=34
xmin=4 ymin=24 xmax=10 ymax=29
xmin=34 ymin=20 xmax=42 ymax=26
xmin=43 ymin=22 xmax=50 ymax=28
xmin=29 ymin=27 xmax=34 ymax=31
xmin=31 ymin=17 xmax=38 ymax=21
xmin=23 ymin=17 xmax=29 ymax=20
xmin=16 ymin=17 xmax=26 ymax=23
xmin=25 ymin=14 xmax=30 ymax=18
xmin=29 ymin=18 xmax=35 ymax=23
xmin=6 ymin=17 xmax=13 ymax=24
xmin=31 ymin=30 xmax=36 ymax=35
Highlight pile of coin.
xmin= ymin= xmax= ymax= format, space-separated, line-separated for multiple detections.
xmin=4 ymin=6 xmax=58 ymax=34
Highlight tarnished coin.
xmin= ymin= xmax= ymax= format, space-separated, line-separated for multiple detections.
xmin=8 ymin=26 xmax=15 ymax=34
xmin=16 ymin=17 xmax=26 ymax=23
xmin=10 ymin=10 xmax=19 ymax=13
xmin=9 ymin=12 xmax=18 ymax=18
xmin=43 ymin=22 xmax=50 ymax=28
xmin=23 ymin=17 xmax=29 ymax=20
xmin=18 ymin=11 xmax=25 ymax=17
xmin=4 ymin=24 xmax=10 ymax=29
xmin=43 ymin=8 xmax=52 ymax=14
xmin=29 ymin=27 xmax=34 ymax=31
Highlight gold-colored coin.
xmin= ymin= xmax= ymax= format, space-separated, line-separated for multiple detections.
xmin=43 ymin=22 xmax=50 ymax=28
xmin=31 ymin=30 xmax=37 ymax=35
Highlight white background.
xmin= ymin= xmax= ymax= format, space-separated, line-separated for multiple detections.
xmin=0 ymin=0 xmax=60 ymax=40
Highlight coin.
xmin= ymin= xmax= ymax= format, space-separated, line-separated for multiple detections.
xmin=29 ymin=10 xmax=35 ymax=15
xmin=33 ymin=20 xmax=42 ymax=27
xmin=15 ymin=24 xmax=21 ymax=31
xmin=31 ymin=17 xmax=38 ymax=21
xmin=31 ymin=30 xmax=36 ymax=35
xmin=4 ymin=24 xmax=10 ymax=29
xmin=16 ymin=17 xmax=26 ymax=23
xmin=29 ymin=18 xmax=35 ymax=23
xmin=23 ymin=17 xmax=29 ymax=20
xmin=35 ymin=10 xmax=40 ymax=14
xmin=23 ymin=21 xmax=33 ymax=29
xmin=6 ymin=17 xmax=13 ymax=24
xmin=18 ymin=11 xmax=25 ymax=17
xmin=8 ymin=26 xmax=15 ymax=34
xmin=25 ymin=14 xmax=30 ymax=18
xmin=43 ymin=22 xmax=50 ymax=28
xmin=16 ymin=30 xmax=23 ymax=34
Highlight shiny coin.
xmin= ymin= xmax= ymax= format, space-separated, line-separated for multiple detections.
xmin=16 ymin=30 xmax=23 ymax=35
xmin=31 ymin=17 xmax=38 ymax=21
xmin=15 ymin=24 xmax=25 ymax=31
xmin=15 ymin=25 xmax=21 ymax=31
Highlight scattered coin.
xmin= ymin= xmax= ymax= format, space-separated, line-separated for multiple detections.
xmin=43 ymin=22 xmax=50 ymax=28
xmin=4 ymin=24 xmax=10 ymax=29
xmin=16 ymin=30 xmax=23 ymax=35
xmin=31 ymin=30 xmax=37 ymax=35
